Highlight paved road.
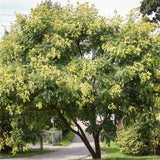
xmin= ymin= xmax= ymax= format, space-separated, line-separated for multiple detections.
xmin=2 ymin=122 xmax=106 ymax=160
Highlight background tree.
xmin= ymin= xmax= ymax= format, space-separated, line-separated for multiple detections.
xmin=140 ymin=0 xmax=160 ymax=22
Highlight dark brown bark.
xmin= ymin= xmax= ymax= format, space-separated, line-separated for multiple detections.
xmin=93 ymin=133 xmax=101 ymax=159
xmin=73 ymin=121 xmax=97 ymax=158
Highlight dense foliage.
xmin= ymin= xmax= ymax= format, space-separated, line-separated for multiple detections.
xmin=0 ymin=1 xmax=160 ymax=158
xmin=140 ymin=0 xmax=160 ymax=22
xmin=117 ymin=125 xmax=160 ymax=155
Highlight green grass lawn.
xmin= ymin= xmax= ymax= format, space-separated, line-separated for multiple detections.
xmin=101 ymin=142 xmax=160 ymax=160
xmin=0 ymin=150 xmax=51 ymax=158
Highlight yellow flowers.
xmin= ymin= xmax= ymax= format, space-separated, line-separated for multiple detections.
xmin=36 ymin=102 xmax=43 ymax=109
xmin=157 ymin=114 xmax=160 ymax=121
xmin=140 ymin=71 xmax=152 ymax=83
xmin=110 ymin=85 xmax=122 ymax=98
xmin=108 ymin=103 xmax=117 ymax=110
xmin=80 ymin=82 xmax=92 ymax=97
xmin=128 ymin=106 xmax=136 ymax=113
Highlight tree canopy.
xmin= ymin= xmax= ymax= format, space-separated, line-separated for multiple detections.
xmin=0 ymin=1 xmax=160 ymax=158
xmin=140 ymin=0 xmax=160 ymax=22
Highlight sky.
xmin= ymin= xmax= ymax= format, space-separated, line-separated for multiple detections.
xmin=0 ymin=0 xmax=141 ymax=39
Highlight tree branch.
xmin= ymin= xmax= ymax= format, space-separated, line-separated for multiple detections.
xmin=73 ymin=120 xmax=96 ymax=157
xmin=49 ymin=104 xmax=79 ymax=135
xmin=76 ymin=39 xmax=82 ymax=56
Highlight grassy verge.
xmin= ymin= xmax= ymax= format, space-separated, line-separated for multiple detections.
xmin=101 ymin=142 xmax=160 ymax=160
xmin=56 ymin=130 xmax=74 ymax=146
xmin=0 ymin=150 xmax=51 ymax=158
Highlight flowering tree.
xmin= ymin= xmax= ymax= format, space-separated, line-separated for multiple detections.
xmin=0 ymin=1 xmax=160 ymax=158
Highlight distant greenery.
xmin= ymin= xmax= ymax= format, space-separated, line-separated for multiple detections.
xmin=101 ymin=142 xmax=160 ymax=160
xmin=0 ymin=150 xmax=51 ymax=158
xmin=56 ymin=130 xmax=74 ymax=146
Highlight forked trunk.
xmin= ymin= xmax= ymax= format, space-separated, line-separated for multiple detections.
xmin=78 ymin=133 xmax=101 ymax=159
xmin=53 ymin=106 xmax=102 ymax=159
xmin=74 ymin=122 xmax=101 ymax=159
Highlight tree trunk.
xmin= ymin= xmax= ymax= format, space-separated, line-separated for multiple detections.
xmin=74 ymin=121 xmax=97 ymax=158
xmin=74 ymin=121 xmax=101 ymax=159
xmin=93 ymin=133 xmax=101 ymax=159
xmin=79 ymin=132 xmax=101 ymax=159
xmin=52 ymin=105 xmax=102 ymax=159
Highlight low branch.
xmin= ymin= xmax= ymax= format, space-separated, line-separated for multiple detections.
xmin=76 ymin=39 xmax=82 ymax=56
xmin=73 ymin=120 xmax=96 ymax=157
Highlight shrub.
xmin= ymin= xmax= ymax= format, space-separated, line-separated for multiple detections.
xmin=117 ymin=125 xmax=160 ymax=155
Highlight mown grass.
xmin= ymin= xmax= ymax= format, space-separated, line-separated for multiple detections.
xmin=101 ymin=142 xmax=160 ymax=160
xmin=0 ymin=150 xmax=51 ymax=158
xmin=56 ymin=130 xmax=74 ymax=146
